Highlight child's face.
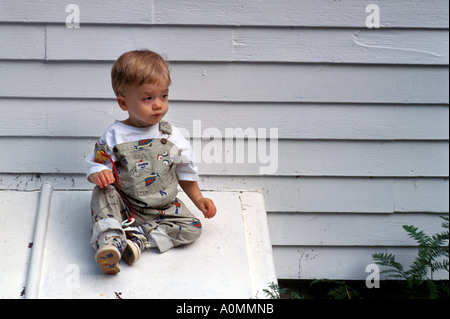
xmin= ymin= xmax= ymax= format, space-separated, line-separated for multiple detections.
xmin=118 ymin=83 xmax=169 ymax=127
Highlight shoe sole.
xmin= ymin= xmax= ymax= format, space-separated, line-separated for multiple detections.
xmin=95 ymin=245 xmax=121 ymax=274
xmin=123 ymin=239 xmax=140 ymax=265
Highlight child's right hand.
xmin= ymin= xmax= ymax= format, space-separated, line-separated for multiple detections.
xmin=88 ymin=169 xmax=115 ymax=188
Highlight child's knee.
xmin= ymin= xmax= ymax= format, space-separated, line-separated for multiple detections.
xmin=177 ymin=219 xmax=202 ymax=246
xmin=189 ymin=219 xmax=202 ymax=240
xmin=165 ymin=219 xmax=202 ymax=248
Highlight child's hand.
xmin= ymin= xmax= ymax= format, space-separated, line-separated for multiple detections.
xmin=88 ymin=169 xmax=115 ymax=188
xmin=178 ymin=180 xmax=217 ymax=219
xmin=196 ymin=197 xmax=217 ymax=219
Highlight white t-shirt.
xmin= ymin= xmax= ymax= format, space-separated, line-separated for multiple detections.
xmin=85 ymin=120 xmax=198 ymax=181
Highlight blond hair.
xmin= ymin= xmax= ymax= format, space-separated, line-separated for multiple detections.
xmin=111 ymin=50 xmax=171 ymax=97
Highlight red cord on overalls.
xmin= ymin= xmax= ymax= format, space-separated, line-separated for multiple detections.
xmin=100 ymin=151 xmax=135 ymax=227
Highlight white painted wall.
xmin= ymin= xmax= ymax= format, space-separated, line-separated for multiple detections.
xmin=0 ymin=0 xmax=448 ymax=280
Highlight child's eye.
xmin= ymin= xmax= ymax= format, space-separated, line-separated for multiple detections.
xmin=143 ymin=96 xmax=152 ymax=101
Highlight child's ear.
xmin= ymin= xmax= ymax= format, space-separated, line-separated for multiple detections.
xmin=117 ymin=96 xmax=128 ymax=111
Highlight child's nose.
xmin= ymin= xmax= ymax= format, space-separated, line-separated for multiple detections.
xmin=153 ymin=99 xmax=163 ymax=109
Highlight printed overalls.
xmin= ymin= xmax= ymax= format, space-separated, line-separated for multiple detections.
xmin=90 ymin=121 xmax=202 ymax=253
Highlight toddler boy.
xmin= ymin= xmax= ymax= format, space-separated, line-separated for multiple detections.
xmin=86 ymin=50 xmax=216 ymax=274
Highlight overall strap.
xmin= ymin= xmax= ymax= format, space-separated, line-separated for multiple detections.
xmin=159 ymin=120 xmax=172 ymax=136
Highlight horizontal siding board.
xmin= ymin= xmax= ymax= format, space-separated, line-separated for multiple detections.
xmin=0 ymin=174 xmax=93 ymax=191
xmin=0 ymin=137 xmax=447 ymax=177
xmin=0 ymin=0 xmax=154 ymax=24
xmin=1 ymin=62 xmax=448 ymax=104
xmin=2 ymin=0 xmax=447 ymax=28
xmin=154 ymin=0 xmax=450 ymax=28
xmin=267 ymin=213 xmax=448 ymax=246
xmin=0 ymin=25 xmax=46 ymax=60
xmin=273 ymin=246 xmax=449 ymax=280
xmin=233 ymin=28 xmax=449 ymax=65
xmin=1 ymin=99 xmax=448 ymax=141
xmin=393 ymin=105 xmax=450 ymax=140
xmin=393 ymin=178 xmax=450 ymax=213
xmin=197 ymin=176 xmax=450 ymax=214
xmin=189 ymin=139 xmax=425 ymax=177
xmin=192 ymin=140 xmax=450 ymax=177
xmin=44 ymin=26 xmax=449 ymax=65
xmin=46 ymin=25 xmax=233 ymax=62
xmin=1 ymin=174 xmax=448 ymax=214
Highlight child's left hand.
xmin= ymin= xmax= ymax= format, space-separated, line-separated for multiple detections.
xmin=178 ymin=180 xmax=217 ymax=219
xmin=196 ymin=197 xmax=217 ymax=219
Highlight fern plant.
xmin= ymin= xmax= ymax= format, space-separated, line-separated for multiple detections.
xmin=262 ymin=282 xmax=287 ymax=299
xmin=372 ymin=216 xmax=449 ymax=298
xmin=310 ymin=279 xmax=361 ymax=299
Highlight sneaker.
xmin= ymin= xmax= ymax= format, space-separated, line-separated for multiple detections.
xmin=95 ymin=238 xmax=123 ymax=274
xmin=123 ymin=232 xmax=146 ymax=265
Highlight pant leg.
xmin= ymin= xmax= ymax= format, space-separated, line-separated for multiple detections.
xmin=140 ymin=198 xmax=202 ymax=253
xmin=90 ymin=185 xmax=129 ymax=250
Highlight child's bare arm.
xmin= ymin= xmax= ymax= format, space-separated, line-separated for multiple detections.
xmin=179 ymin=180 xmax=217 ymax=219
xmin=88 ymin=169 xmax=115 ymax=188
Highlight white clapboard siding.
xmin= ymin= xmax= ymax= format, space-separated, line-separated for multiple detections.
xmin=200 ymin=176 xmax=450 ymax=214
xmin=1 ymin=0 xmax=448 ymax=28
xmin=273 ymin=246 xmax=448 ymax=280
xmin=2 ymin=25 xmax=449 ymax=64
xmin=1 ymin=62 xmax=448 ymax=104
xmin=153 ymin=0 xmax=450 ymax=28
xmin=268 ymin=213 xmax=447 ymax=247
xmin=0 ymin=24 xmax=46 ymax=60
xmin=1 ymin=175 xmax=448 ymax=215
xmin=0 ymin=137 xmax=448 ymax=177
xmin=43 ymin=26 xmax=449 ymax=65
xmin=1 ymin=99 xmax=449 ymax=141
xmin=0 ymin=0 xmax=448 ymax=281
